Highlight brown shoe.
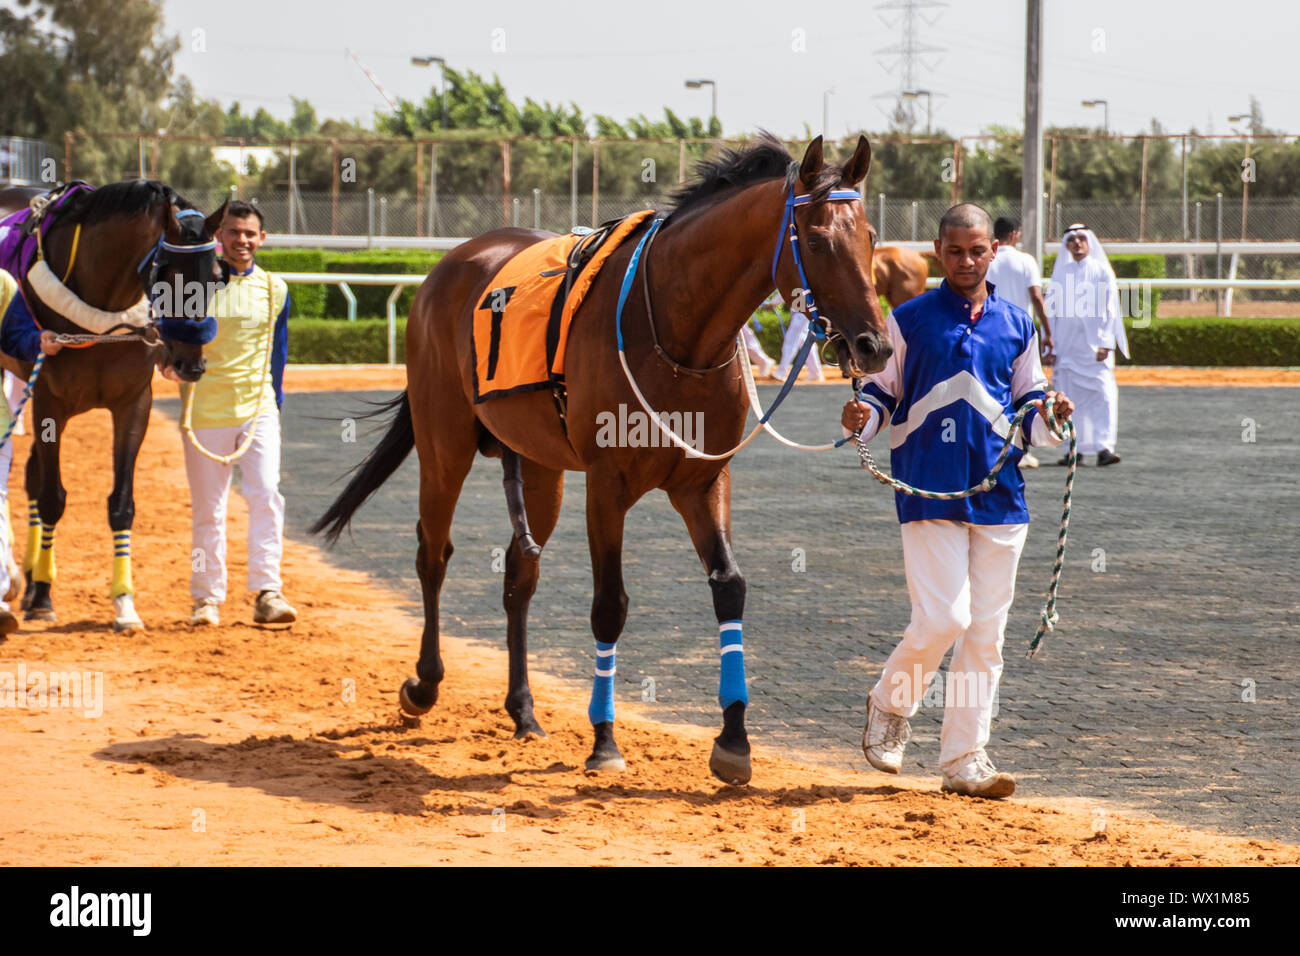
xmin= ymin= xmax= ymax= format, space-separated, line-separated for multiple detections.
xmin=0 ymin=610 xmax=18 ymax=637
xmin=1097 ymin=449 xmax=1122 ymax=466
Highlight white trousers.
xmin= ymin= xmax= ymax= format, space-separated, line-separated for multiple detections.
xmin=740 ymin=325 xmax=776 ymax=373
xmin=774 ymin=312 xmax=824 ymax=381
xmin=184 ymin=411 xmax=285 ymax=603
xmin=1051 ymin=365 xmax=1118 ymax=455
xmin=0 ymin=370 xmax=23 ymax=611
xmin=870 ymin=520 xmax=1028 ymax=771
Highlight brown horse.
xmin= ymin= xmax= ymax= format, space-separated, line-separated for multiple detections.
xmin=0 ymin=180 xmax=224 ymax=630
xmin=866 ymin=224 xmax=930 ymax=309
xmin=314 ymin=135 xmax=891 ymax=784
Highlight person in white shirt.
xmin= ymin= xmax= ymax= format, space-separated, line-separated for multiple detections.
xmin=1046 ymin=224 xmax=1128 ymax=467
xmin=773 ymin=309 xmax=824 ymax=383
xmin=984 ymin=216 xmax=1054 ymax=468
xmin=740 ymin=311 xmax=778 ymax=379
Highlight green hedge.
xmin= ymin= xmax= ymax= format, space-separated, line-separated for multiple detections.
xmin=1125 ymin=316 xmax=1300 ymax=366
xmin=286 ymin=315 xmax=1300 ymax=367
xmin=321 ymin=251 xmax=442 ymax=318
xmin=253 ymin=249 xmax=326 ymax=317
xmin=287 ymin=318 xmax=406 ymax=364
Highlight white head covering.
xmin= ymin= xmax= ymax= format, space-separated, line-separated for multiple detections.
xmin=1051 ymin=223 xmax=1129 ymax=358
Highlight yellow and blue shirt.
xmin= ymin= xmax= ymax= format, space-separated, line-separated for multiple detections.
xmin=182 ymin=261 xmax=290 ymax=429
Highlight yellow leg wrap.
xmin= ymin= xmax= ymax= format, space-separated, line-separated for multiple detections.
xmin=33 ymin=523 xmax=55 ymax=584
xmin=22 ymin=502 xmax=39 ymax=574
xmin=111 ymin=531 xmax=133 ymax=598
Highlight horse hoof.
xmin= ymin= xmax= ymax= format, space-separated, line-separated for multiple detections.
xmin=513 ymin=722 xmax=549 ymax=740
xmin=24 ymin=607 xmax=55 ymax=623
xmin=398 ymin=677 xmax=435 ymax=716
xmin=709 ymin=741 xmax=752 ymax=786
xmin=112 ymin=595 xmax=144 ymax=632
xmin=584 ymin=753 xmax=626 ymax=773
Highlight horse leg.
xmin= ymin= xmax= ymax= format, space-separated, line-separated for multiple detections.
xmin=584 ymin=474 xmax=632 ymax=772
xmin=668 ymin=470 xmax=752 ymax=785
xmin=25 ymin=406 xmax=66 ymax=622
xmin=397 ymin=447 xmax=475 ymax=717
xmin=106 ymin=387 xmax=150 ymax=632
xmin=502 ymin=453 xmax=563 ymax=739
xmin=20 ymin=450 xmax=40 ymax=611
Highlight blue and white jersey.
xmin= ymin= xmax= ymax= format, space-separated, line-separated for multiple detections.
xmin=857 ymin=280 xmax=1060 ymax=525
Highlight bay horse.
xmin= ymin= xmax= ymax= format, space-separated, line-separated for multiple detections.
xmin=314 ymin=135 xmax=891 ymax=784
xmin=866 ymin=224 xmax=930 ymax=309
xmin=0 ymin=180 xmax=225 ymax=630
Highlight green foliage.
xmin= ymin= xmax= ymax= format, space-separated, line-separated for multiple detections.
xmin=251 ymin=249 xmax=326 ymax=317
xmin=1126 ymin=317 xmax=1300 ymax=366
xmin=287 ymin=318 xmax=405 ymax=364
xmin=320 ymin=251 xmax=441 ymax=317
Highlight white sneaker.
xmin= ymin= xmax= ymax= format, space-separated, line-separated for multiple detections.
xmin=1021 ymin=452 xmax=1041 ymax=469
xmin=190 ymin=599 xmax=220 ymax=627
xmin=254 ymin=590 xmax=297 ymax=624
xmin=862 ymin=696 xmax=910 ymax=773
xmin=941 ymin=750 xmax=1016 ymax=799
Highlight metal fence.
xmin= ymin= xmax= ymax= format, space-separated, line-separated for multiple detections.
xmin=173 ymin=188 xmax=1300 ymax=246
xmin=0 ymin=136 xmax=54 ymax=186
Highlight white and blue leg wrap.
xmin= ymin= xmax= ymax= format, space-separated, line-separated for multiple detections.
xmin=718 ymin=620 xmax=749 ymax=710
xmin=588 ymin=641 xmax=617 ymax=725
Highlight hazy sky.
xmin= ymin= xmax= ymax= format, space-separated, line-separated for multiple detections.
xmin=163 ymin=0 xmax=1298 ymax=140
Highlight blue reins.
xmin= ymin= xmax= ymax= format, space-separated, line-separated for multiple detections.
xmin=614 ymin=177 xmax=862 ymax=443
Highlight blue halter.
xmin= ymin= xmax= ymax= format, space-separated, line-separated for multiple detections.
xmin=614 ymin=177 xmax=862 ymax=438
xmin=139 ymin=208 xmax=220 ymax=346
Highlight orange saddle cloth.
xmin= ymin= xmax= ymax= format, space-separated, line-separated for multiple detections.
xmin=472 ymin=209 xmax=655 ymax=403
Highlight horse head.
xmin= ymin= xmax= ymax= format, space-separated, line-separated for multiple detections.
xmin=779 ymin=135 xmax=892 ymax=377
xmin=149 ymin=198 xmax=229 ymax=382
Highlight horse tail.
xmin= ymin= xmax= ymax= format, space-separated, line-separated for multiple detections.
xmin=311 ymin=391 xmax=414 ymax=546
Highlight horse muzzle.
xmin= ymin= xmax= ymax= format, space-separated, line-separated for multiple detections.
xmin=843 ymin=330 xmax=892 ymax=377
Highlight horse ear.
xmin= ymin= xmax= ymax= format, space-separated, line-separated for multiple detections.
xmin=205 ymin=200 xmax=228 ymax=239
xmin=798 ymin=136 xmax=825 ymax=187
xmin=843 ymin=135 xmax=872 ymax=187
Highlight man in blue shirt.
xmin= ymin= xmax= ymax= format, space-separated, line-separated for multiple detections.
xmin=843 ymin=202 xmax=1073 ymax=798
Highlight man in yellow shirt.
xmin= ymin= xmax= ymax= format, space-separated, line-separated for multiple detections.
xmin=181 ymin=201 xmax=296 ymax=626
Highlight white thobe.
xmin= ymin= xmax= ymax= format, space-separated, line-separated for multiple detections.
xmin=1048 ymin=257 xmax=1124 ymax=455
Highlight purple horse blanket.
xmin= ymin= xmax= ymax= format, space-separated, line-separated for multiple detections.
xmin=0 ymin=183 xmax=95 ymax=289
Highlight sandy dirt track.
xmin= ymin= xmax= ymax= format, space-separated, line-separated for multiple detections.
xmin=1 ymin=382 xmax=1297 ymax=866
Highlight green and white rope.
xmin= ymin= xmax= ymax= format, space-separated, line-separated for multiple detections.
xmin=0 ymin=353 xmax=45 ymax=454
xmin=852 ymin=397 xmax=1077 ymax=657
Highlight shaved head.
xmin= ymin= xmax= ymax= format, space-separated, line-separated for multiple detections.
xmin=938 ymin=202 xmax=994 ymax=242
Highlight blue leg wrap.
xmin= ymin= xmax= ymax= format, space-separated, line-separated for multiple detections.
xmin=718 ymin=620 xmax=749 ymax=710
xmin=588 ymin=641 xmax=617 ymax=725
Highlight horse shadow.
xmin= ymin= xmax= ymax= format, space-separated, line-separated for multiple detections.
xmin=94 ymin=725 xmax=571 ymax=817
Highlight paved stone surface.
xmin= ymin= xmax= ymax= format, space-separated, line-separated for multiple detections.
xmin=163 ymin=384 xmax=1300 ymax=841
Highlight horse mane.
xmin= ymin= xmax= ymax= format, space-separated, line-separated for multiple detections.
xmin=664 ymin=131 xmax=842 ymax=226
xmin=71 ymin=179 xmax=195 ymax=223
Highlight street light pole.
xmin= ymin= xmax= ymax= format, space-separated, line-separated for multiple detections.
xmin=1082 ymin=99 xmax=1109 ymax=134
xmin=412 ymin=55 xmax=448 ymax=128
xmin=685 ymin=78 xmax=717 ymax=126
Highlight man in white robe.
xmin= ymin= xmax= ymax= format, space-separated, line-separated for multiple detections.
xmin=773 ymin=310 xmax=825 ymax=382
xmin=1046 ymin=224 xmax=1129 ymax=466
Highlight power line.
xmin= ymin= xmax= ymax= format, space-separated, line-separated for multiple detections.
xmin=873 ymin=0 xmax=946 ymax=129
